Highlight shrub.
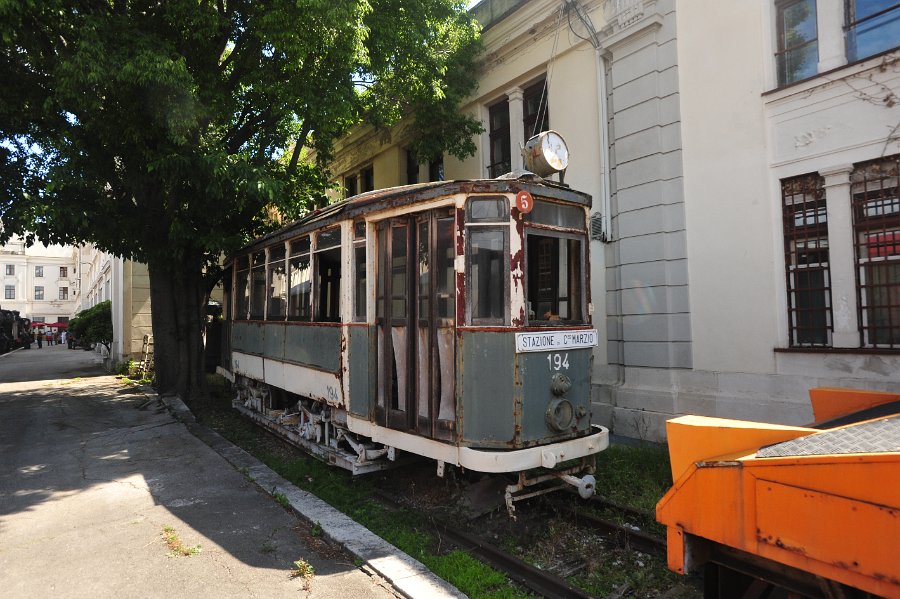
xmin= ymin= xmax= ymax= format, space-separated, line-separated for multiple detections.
xmin=69 ymin=300 xmax=113 ymax=354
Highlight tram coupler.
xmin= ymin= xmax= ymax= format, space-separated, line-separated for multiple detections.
xmin=505 ymin=459 xmax=597 ymax=518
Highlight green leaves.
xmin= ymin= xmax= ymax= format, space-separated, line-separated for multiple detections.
xmin=1 ymin=0 xmax=482 ymax=336
xmin=69 ymin=300 xmax=113 ymax=351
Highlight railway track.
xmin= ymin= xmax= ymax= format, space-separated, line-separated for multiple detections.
xmin=374 ymin=487 xmax=669 ymax=599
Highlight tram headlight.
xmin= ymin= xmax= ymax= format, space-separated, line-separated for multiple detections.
xmin=522 ymin=130 xmax=569 ymax=178
xmin=545 ymin=398 xmax=575 ymax=432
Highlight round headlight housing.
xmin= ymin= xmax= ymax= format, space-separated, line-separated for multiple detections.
xmin=545 ymin=398 xmax=575 ymax=432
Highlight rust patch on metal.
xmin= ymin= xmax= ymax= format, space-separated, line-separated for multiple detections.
xmin=511 ymin=203 xmax=526 ymax=327
xmin=455 ymin=206 xmax=467 ymax=323
xmin=757 ymin=535 xmax=809 ymax=556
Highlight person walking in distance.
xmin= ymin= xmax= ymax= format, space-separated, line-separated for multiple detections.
xmin=36 ymin=329 xmax=43 ymax=348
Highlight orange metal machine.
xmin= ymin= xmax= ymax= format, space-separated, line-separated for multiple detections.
xmin=656 ymin=388 xmax=900 ymax=598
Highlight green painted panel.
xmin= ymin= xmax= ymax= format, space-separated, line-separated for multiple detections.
xmin=232 ymin=321 xmax=264 ymax=355
xmin=263 ymin=323 xmax=286 ymax=361
xmin=518 ymin=348 xmax=592 ymax=443
xmin=284 ymin=325 xmax=341 ymax=372
xmin=348 ymin=326 xmax=373 ymax=417
xmin=458 ymin=331 xmax=516 ymax=447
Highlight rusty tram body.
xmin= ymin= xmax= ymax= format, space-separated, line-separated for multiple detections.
xmin=221 ymin=174 xmax=608 ymax=505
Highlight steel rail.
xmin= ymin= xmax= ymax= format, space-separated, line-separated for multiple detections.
xmin=433 ymin=521 xmax=600 ymax=599
xmin=571 ymin=510 xmax=666 ymax=557
xmin=373 ymin=489 xmax=599 ymax=599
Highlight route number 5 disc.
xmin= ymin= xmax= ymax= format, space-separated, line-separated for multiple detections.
xmin=516 ymin=190 xmax=534 ymax=214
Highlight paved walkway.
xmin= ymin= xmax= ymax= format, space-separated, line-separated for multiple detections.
xmin=0 ymin=345 xmax=463 ymax=598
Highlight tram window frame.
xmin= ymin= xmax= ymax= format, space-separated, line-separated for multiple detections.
xmin=353 ymin=221 xmax=367 ymax=322
xmin=249 ymin=250 xmax=266 ymax=320
xmin=314 ymin=226 xmax=343 ymax=323
xmin=235 ymin=256 xmax=250 ymax=320
xmin=267 ymin=244 xmax=288 ymax=321
xmin=524 ymin=230 xmax=586 ymax=325
xmin=522 ymin=200 xmax=588 ymax=326
xmin=288 ymin=236 xmax=312 ymax=321
xmin=465 ymin=196 xmax=510 ymax=326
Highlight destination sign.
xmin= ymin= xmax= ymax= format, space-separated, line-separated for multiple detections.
xmin=515 ymin=329 xmax=598 ymax=353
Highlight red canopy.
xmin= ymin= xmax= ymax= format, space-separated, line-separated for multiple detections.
xmin=40 ymin=322 xmax=68 ymax=328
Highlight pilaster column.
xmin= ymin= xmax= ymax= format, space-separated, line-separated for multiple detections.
xmin=821 ymin=165 xmax=858 ymax=347
xmin=506 ymin=87 xmax=524 ymax=171
xmin=816 ymin=2 xmax=847 ymax=72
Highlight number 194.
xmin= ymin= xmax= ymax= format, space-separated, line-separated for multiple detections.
xmin=547 ymin=353 xmax=570 ymax=371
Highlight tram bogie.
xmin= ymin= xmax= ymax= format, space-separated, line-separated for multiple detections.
xmin=222 ymin=174 xmax=609 ymax=506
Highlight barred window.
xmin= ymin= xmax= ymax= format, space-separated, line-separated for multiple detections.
xmin=782 ymin=173 xmax=833 ymax=346
xmin=851 ymin=154 xmax=900 ymax=347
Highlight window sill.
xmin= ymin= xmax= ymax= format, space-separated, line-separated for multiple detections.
xmin=775 ymin=346 xmax=900 ymax=356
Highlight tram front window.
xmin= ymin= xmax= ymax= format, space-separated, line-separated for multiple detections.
xmin=526 ymin=234 xmax=583 ymax=323
xmin=469 ymin=229 xmax=506 ymax=323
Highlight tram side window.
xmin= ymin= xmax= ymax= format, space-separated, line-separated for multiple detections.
xmin=249 ymin=251 xmax=266 ymax=320
xmin=288 ymin=237 xmax=311 ymax=321
xmin=353 ymin=221 xmax=366 ymax=322
xmin=315 ymin=228 xmax=342 ymax=323
xmin=235 ymin=257 xmax=250 ymax=320
xmin=526 ymin=234 xmax=584 ymax=323
xmin=467 ymin=197 xmax=509 ymax=325
xmin=436 ymin=215 xmax=456 ymax=320
xmin=267 ymin=245 xmax=287 ymax=320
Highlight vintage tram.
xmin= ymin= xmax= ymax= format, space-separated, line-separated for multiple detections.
xmin=221 ymin=155 xmax=608 ymax=507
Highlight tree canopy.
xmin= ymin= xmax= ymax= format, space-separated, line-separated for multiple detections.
xmin=0 ymin=0 xmax=482 ymax=398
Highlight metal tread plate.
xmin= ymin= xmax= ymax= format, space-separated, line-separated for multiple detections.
xmin=757 ymin=415 xmax=900 ymax=458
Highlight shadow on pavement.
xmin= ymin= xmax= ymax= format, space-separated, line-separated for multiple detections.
xmin=0 ymin=347 xmax=387 ymax=598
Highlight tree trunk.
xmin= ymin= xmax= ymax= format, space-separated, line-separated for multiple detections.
xmin=148 ymin=256 xmax=209 ymax=401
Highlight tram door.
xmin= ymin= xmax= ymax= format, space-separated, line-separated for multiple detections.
xmin=376 ymin=210 xmax=456 ymax=439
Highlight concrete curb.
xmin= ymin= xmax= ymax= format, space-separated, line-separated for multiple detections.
xmin=150 ymin=388 xmax=467 ymax=599
xmin=0 ymin=347 xmax=25 ymax=360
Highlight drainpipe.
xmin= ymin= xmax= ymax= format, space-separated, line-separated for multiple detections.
xmin=594 ymin=46 xmax=612 ymax=241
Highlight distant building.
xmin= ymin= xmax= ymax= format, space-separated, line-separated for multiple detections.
xmin=0 ymin=235 xmax=77 ymax=324
xmin=72 ymin=246 xmax=152 ymax=364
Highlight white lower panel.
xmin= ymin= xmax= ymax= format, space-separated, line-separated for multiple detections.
xmin=347 ymin=416 xmax=609 ymax=473
xmin=232 ymin=352 xmax=264 ymax=380
xmin=276 ymin=360 xmax=344 ymax=408
xmin=232 ymin=352 xmax=344 ymax=408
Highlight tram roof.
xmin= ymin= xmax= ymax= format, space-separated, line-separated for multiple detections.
xmin=237 ymin=175 xmax=591 ymax=256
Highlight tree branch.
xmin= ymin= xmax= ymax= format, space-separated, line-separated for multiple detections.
xmin=225 ymin=107 xmax=273 ymax=154
xmin=286 ymin=123 xmax=311 ymax=175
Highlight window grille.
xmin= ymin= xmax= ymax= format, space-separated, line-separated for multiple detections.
xmin=851 ymin=154 xmax=900 ymax=347
xmin=782 ymin=173 xmax=833 ymax=346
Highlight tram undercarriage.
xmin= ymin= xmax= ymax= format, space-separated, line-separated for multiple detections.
xmin=233 ymin=375 xmax=604 ymax=513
